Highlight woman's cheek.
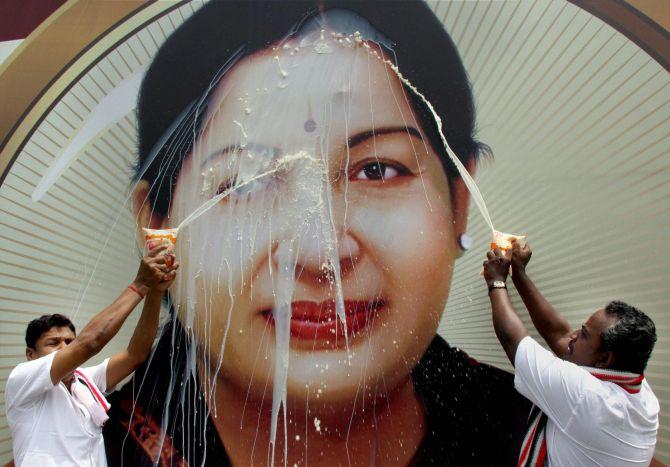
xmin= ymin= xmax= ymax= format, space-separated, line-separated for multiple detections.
xmin=351 ymin=191 xmax=455 ymax=323
xmin=351 ymin=194 xmax=455 ymax=272
xmin=183 ymin=205 xmax=271 ymax=283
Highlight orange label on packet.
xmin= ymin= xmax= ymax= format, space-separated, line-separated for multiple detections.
xmin=480 ymin=231 xmax=527 ymax=276
xmin=142 ymin=228 xmax=178 ymax=267
xmin=490 ymin=231 xmax=526 ymax=253
xmin=142 ymin=228 xmax=178 ymax=248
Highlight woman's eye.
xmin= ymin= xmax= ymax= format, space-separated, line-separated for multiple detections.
xmin=216 ymin=179 xmax=234 ymax=196
xmin=354 ymin=162 xmax=401 ymax=181
xmin=215 ymin=177 xmax=271 ymax=199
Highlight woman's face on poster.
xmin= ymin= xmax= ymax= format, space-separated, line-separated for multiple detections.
xmin=161 ymin=37 xmax=468 ymax=407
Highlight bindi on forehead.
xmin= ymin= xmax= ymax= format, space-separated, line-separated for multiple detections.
xmin=304 ymin=97 xmax=316 ymax=133
xmin=304 ymin=119 xmax=317 ymax=133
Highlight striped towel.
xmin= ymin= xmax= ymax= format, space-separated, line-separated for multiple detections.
xmin=71 ymin=369 xmax=111 ymax=427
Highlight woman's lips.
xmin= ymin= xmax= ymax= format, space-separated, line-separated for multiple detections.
xmin=262 ymin=299 xmax=385 ymax=342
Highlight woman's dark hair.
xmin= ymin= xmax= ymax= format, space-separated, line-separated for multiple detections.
xmin=25 ymin=313 xmax=76 ymax=348
xmin=601 ymin=301 xmax=657 ymax=374
xmin=136 ymin=0 xmax=485 ymax=217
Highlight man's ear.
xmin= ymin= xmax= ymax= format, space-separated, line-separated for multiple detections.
xmin=451 ymin=157 xmax=476 ymax=255
xmin=133 ymin=180 xmax=168 ymax=243
xmin=26 ymin=347 xmax=35 ymax=361
xmin=596 ymin=350 xmax=615 ymax=369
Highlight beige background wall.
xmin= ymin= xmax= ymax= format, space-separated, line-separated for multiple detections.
xmin=0 ymin=0 xmax=668 ymax=463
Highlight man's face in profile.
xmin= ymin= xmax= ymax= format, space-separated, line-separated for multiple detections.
xmin=564 ymin=309 xmax=617 ymax=368
xmin=26 ymin=326 xmax=75 ymax=361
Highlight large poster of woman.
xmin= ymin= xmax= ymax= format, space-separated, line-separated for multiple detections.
xmin=103 ymin=2 xmax=531 ymax=464
xmin=0 ymin=1 xmax=668 ymax=466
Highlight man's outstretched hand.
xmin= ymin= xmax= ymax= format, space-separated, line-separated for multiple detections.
xmin=155 ymin=257 xmax=179 ymax=292
xmin=483 ymin=248 xmax=511 ymax=284
xmin=511 ymin=241 xmax=532 ymax=275
xmin=133 ymin=242 xmax=178 ymax=295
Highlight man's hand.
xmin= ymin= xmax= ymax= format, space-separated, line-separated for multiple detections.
xmin=511 ymin=241 xmax=532 ymax=275
xmin=155 ymin=259 xmax=179 ymax=292
xmin=483 ymin=248 xmax=511 ymax=284
xmin=133 ymin=242 xmax=176 ymax=295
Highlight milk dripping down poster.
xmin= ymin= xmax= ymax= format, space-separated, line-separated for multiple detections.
xmin=0 ymin=1 xmax=668 ymax=465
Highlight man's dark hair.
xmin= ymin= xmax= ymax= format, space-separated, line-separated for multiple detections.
xmin=25 ymin=314 xmax=76 ymax=349
xmin=600 ymin=301 xmax=656 ymax=374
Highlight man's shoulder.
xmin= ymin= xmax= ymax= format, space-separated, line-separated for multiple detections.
xmin=6 ymin=362 xmax=28 ymax=400
xmin=8 ymin=360 xmax=30 ymax=380
xmin=8 ymin=354 xmax=53 ymax=384
xmin=636 ymin=381 xmax=661 ymax=426
xmin=582 ymin=377 xmax=660 ymax=418
xmin=6 ymin=353 xmax=57 ymax=409
xmin=640 ymin=379 xmax=660 ymax=406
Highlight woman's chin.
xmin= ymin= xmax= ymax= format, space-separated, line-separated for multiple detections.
xmin=211 ymin=304 xmax=423 ymax=411
xmin=285 ymin=345 xmax=412 ymax=406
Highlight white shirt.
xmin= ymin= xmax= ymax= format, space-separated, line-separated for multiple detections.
xmin=5 ymin=352 xmax=110 ymax=467
xmin=515 ymin=336 xmax=659 ymax=466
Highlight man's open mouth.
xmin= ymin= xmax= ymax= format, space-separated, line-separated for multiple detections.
xmin=261 ymin=299 xmax=386 ymax=343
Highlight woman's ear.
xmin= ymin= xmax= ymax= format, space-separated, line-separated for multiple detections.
xmin=133 ymin=180 xmax=167 ymax=241
xmin=451 ymin=157 xmax=476 ymax=255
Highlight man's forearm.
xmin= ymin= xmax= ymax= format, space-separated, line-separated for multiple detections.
xmin=489 ymin=288 xmax=528 ymax=366
xmin=104 ymin=289 xmax=164 ymax=389
xmin=125 ymin=290 xmax=162 ymax=365
xmin=512 ymin=270 xmax=571 ymax=353
xmin=76 ymin=286 xmax=145 ymax=356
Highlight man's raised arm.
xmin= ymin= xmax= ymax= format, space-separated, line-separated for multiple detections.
xmin=49 ymin=243 xmax=175 ymax=385
xmin=106 ymin=252 xmax=179 ymax=389
xmin=509 ymin=242 xmax=572 ymax=357
xmin=483 ymin=249 xmax=528 ymax=365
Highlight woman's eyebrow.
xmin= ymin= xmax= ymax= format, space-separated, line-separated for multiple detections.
xmin=200 ymin=145 xmax=239 ymax=169
xmin=346 ymin=126 xmax=423 ymax=149
xmin=199 ymin=143 xmax=279 ymax=169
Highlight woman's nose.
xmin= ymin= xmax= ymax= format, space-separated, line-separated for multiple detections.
xmin=274 ymin=224 xmax=361 ymax=284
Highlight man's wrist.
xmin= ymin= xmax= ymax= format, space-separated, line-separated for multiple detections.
xmin=130 ymin=280 xmax=150 ymax=298
xmin=487 ymin=279 xmax=507 ymax=293
xmin=511 ymin=267 xmax=527 ymax=281
xmin=144 ymin=288 xmax=164 ymax=301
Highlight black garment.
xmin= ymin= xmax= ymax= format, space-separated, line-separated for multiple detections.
xmin=410 ymin=337 xmax=530 ymax=465
xmin=104 ymin=329 xmax=530 ymax=466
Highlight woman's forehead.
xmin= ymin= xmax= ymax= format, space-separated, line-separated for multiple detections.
xmin=201 ymin=43 xmax=417 ymax=150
